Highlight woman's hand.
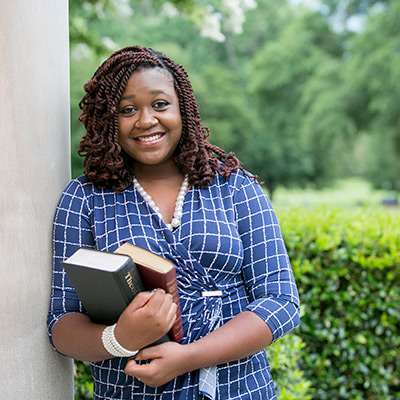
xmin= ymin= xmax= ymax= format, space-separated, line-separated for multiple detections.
xmin=124 ymin=310 xmax=273 ymax=387
xmin=124 ymin=342 xmax=192 ymax=387
xmin=114 ymin=289 xmax=177 ymax=352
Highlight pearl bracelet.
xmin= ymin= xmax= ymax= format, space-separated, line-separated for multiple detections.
xmin=101 ymin=324 xmax=139 ymax=358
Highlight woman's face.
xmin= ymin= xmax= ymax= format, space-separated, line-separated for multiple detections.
xmin=118 ymin=67 xmax=182 ymax=170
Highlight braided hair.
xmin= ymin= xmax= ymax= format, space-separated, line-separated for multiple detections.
xmin=78 ymin=45 xmax=245 ymax=193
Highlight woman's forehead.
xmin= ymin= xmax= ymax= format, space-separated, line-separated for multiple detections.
xmin=132 ymin=65 xmax=174 ymax=82
xmin=120 ymin=67 xmax=178 ymax=100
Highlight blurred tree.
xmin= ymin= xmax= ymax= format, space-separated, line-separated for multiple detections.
xmin=190 ymin=64 xmax=255 ymax=164
xmin=321 ymin=0 xmax=390 ymax=17
xmin=345 ymin=0 xmax=400 ymax=190
xmin=69 ymin=0 xmax=399 ymax=197
xmin=70 ymin=0 xmax=258 ymax=55
xmin=364 ymin=133 xmax=399 ymax=192
xmin=298 ymin=58 xmax=356 ymax=185
xmin=69 ymin=0 xmax=130 ymax=55
xmin=248 ymin=6 xmax=350 ymax=198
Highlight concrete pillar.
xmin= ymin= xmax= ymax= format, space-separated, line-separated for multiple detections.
xmin=0 ymin=1 xmax=73 ymax=398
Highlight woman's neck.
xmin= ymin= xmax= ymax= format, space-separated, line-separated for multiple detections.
xmin=131 ymin=161 xmax=182 ymax=183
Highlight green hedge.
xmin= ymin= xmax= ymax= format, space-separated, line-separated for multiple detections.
xmin=268 ymin=333 xmax=313 ymax=399
xmin=278 ymin=206 xmax=400 ymax=400
xmin=74 ymin=361 xmax=93 ymax=399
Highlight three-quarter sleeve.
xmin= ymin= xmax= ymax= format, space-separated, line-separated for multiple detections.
xmin=47 ymin=178 xmax=95 ymax=348
xmin=234 ymin=176 xmax=300 ymax=343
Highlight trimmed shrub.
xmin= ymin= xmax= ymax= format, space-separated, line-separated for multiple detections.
xmin=74 ymin=361 xmax=93 ymax=399
xmin=279 ymin=206 xmax=400 ymax=400
xmin=268 ymin=333 xmax=313 ymax=399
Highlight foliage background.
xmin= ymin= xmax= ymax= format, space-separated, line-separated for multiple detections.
xmin=69 ymin=0 xmax=399 ymax=200
xmin=280 ymin=207 xmax=400 ymax=399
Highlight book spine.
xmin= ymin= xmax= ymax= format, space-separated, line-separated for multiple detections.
xmin=114 ymin=261 xmax=146 ymax=305
xmin=165 ymin=274 xmax=184 ymax=343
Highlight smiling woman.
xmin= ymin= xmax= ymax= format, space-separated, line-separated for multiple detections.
xmin=77 ymin=46 xmax=243 ymax=194
xmin=117 ymin=68 xmax=183 ymax=172
xmin=47 ymin=45 xmax=300 ymax=400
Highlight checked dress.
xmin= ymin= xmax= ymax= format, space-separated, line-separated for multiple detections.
xmin=47 ymin=169 xmax=300 ymax=399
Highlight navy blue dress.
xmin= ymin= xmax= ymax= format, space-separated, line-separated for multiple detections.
xmin=47 ymin=170 xmax=300 ymax=399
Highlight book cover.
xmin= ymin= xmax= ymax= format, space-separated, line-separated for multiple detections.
xmin=62 ymin=248 xmax=146 ymax=326
xmin=115 ymin=242 xmax=184 ymax=343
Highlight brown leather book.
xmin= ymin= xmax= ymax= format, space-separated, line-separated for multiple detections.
xmin=115 ymin=242 xmax=183 ymax=343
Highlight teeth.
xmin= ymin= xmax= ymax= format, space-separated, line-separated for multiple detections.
xmin=137 ymin=133 xmax=163 ymax=142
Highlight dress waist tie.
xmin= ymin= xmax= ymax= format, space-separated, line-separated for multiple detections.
xmin=198 ymin=290 xmax=223 ymax=400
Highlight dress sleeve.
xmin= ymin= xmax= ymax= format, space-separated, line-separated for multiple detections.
xmin=47 ymin=178 xmax=95 ymax=349
xmin=234 ymin=176 xmax=300 ymax=343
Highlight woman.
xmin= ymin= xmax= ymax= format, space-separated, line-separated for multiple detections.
xmin=47 ymin=46 xmax=300 ymax=399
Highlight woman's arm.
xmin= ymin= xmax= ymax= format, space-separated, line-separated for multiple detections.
xmin=52 ymin=313 xmax=108 ymax=362
xmin=186 ymin=310 xmax=273 ymax=366
xmin=236 ymin=177 xmax=300 ymax=342
xmin=48 ymin=179 xmax=177 ymax=362
xmin=52 ymin=289 xmax=177 ymax=362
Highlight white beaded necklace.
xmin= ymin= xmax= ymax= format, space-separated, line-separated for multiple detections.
xmin=133 ymin=175 xmax=189 ymax=231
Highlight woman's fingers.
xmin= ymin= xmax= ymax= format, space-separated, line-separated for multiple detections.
xmin=124 ymin=342 xmax=187 ymax=387
xmin=115 ymin=289 xmax=177 ymax=350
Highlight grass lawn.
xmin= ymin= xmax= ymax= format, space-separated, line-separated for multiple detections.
xmin=270 ymin=177 xmax=399 ymax=210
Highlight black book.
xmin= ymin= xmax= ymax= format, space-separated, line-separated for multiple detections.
xmin=62 ymin=247 xmax=146 ymax=325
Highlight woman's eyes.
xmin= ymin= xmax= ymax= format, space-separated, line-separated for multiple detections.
xmin=152 ymin=101 xmax=169 ymax=109
xmin=120 ymin=107 xmax=136 ymax=115
xmin=119 ymin=101 xmax=169 ymax=115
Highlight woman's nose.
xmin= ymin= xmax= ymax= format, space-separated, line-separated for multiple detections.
xmin=135 ymin=109 xmax=157 ymax=129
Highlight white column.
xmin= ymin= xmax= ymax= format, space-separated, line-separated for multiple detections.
xmin=0 ymin=1 xmax=73 ymax=398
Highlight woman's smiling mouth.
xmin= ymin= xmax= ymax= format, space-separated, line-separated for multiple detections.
xmin=135 ymin=132 xmax=165 ymax=143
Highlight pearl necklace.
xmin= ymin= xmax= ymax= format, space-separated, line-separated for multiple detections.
xmin=133 ymin=175 xmax=189 ymax=230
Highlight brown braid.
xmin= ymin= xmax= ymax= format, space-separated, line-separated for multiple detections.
xmin=78 ymin=45 xmax=248 ymax=192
